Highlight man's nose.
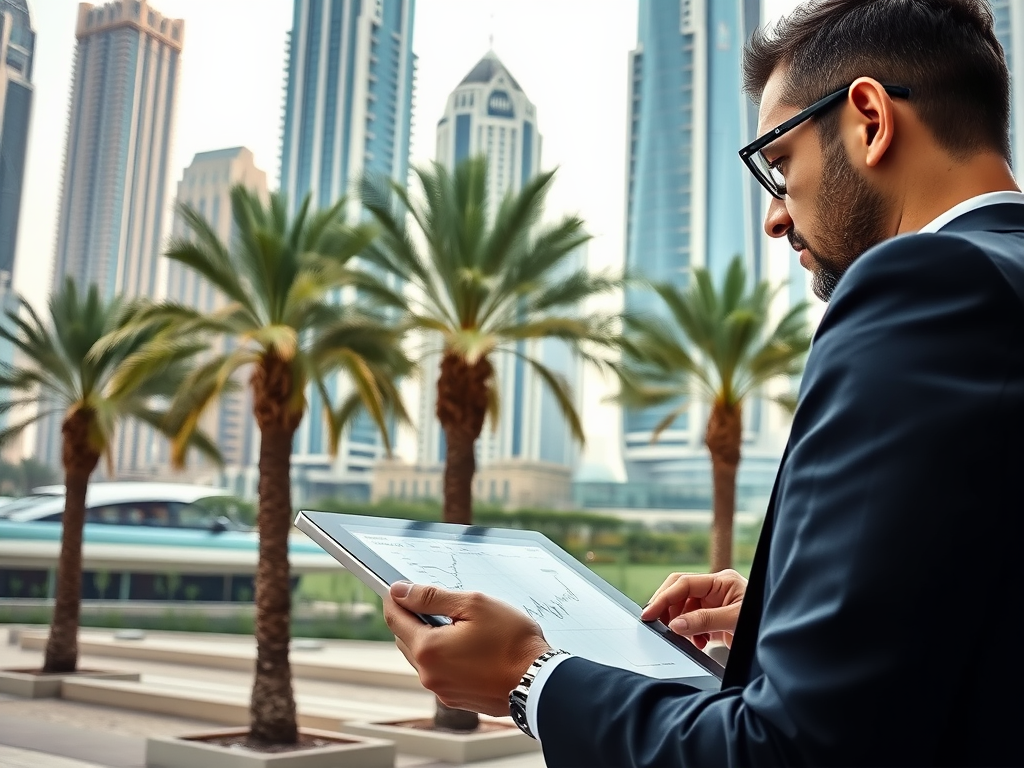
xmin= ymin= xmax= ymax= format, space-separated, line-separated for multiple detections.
xmin=763 ymin=196 xmax=793 ymax=239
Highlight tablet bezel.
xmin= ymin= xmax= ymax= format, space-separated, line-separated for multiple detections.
xmin=295 ymin=509 xmax=725 ymax=682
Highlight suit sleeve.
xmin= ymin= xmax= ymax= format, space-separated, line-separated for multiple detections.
xmin=536 ymin=233 xmax=1024 ymax=768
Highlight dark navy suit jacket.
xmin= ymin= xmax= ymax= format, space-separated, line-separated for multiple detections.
xmin=537 ymin=203 xmax=1024 ymax=767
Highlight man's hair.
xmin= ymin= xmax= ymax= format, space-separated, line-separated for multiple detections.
xmin=743 ymin=0 xmax=1011 ymax=161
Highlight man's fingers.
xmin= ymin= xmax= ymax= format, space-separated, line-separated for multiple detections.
xmin=383 ymin=593 xmax=434 ymax=642
xmin=394 ymin=635 xmax=418 ymax=672
xmin=389 ymin=581 xmax=464 ymax=618
xmin=667 ymin=602 xmax=742 ymax=638
xmin=641 ymin=573 xmax=718 ymax=621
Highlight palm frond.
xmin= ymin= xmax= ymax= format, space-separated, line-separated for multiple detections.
xmin=0 ymin=408 xmax=61 ymax=448
xmin=520 ymin=356 xmax=585 ymax=445
xmin=127 ymin=405 xmax=223 ymax=469
xmin=105 ymin=337 xmax=210 ymax=403
xmin=622 ymin=255 xmax=812 ymax=424
xmin=526 ymin=269 xmax=621 ymax=314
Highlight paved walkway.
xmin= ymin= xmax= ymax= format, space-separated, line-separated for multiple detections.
xmin=0 ymin=703 xmax=146 ymax=766
xmin=0 ymin=628 xmax=547 ymax=768
xmin=0 ymin=744 xmax=106 ymax=768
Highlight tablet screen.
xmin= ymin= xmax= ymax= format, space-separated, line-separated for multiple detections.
xmin=353 ymin=530 xmax=711 ymax=681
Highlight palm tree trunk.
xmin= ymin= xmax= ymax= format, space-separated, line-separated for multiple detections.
xmin=249 ymin=354 xmax=301 ymax=744
xmin=434 ymin=351 xmax=492 ymax=730
xmin=436 ymin=351 xmax=492 ymax=526
xmin=435 ymin=700 xmax=482 ymax=731
xmin=43 ymin=409 xmax=99 ymax=673
xmin=441 ymin=425 xmax=475 ymax=525
xmin=249 ymin=424 xmax=298 ymax=743
xmin=705 ymin=401 xmax=742 ymax=572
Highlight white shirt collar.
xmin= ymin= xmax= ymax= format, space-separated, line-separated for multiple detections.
xmin=918 ymin=190 xmax=1024 ymax=233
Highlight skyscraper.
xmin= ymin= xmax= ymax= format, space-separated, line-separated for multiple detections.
xmin=0 ymin=0 xmax=33 ymax=432
xmin=40 ymin=0 xmax=184 ymax=472
xmin=279 ymin=0 xmax=415 ymax=500
xmin=0 ymin=0 xmax=34 ymax=286
xmin=51 ymin=1 xmax=183 ymax=301
xmin=622 ymin=0 xmax=782 ymax=495
xmin=992 ymin=1 xmax=1024 ymax=172
xmin=165 ymin=147 xmax=268 ymax=488
xmin=418 ymin=50 xmax=580 ymax=472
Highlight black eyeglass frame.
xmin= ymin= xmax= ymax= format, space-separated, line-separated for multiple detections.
xmin=738 ymin=83 xmax=912 ymax=200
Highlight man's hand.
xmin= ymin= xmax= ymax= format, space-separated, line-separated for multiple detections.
xmin=383 ymin=582 xmax=551 ymax=716
xmin=639 ymin=570 xmax=747 ymax=649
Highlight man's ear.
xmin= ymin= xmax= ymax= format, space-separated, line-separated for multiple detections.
xmin=847 ymin=77 xmax=896 ymax=168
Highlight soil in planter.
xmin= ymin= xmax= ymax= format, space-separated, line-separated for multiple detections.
xmin=389 ymin=718 xmax=516 ymax=735
xmin=190 ymin=733 xmax=358 ymax=754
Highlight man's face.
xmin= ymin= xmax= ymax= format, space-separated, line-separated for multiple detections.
xmin=757 ymin=71 xmax=892 ymax=301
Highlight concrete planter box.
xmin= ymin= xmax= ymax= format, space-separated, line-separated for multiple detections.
xmin=146 ymin=727 xmax=395 ymax=768
xmin=339 ymin=718 xmax=539 ymax=764
xmin=0 ymin=668 xmax=140 ymax=698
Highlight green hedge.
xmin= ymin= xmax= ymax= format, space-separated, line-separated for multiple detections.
xmin=305 ymin=497 xmax=757 ymax=568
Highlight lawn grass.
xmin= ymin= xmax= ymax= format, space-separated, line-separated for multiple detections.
xmin=297 ymin=560 xmax=754 ymax=613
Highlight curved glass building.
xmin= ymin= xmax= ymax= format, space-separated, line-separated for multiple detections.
xmin=622 ymin=0 xmax=788 ymax=502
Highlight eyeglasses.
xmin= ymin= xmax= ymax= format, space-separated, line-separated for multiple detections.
xmin=738 ymin=83 xmax=911 ymax=200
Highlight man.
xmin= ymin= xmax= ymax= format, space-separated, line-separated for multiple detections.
xmin=384 ymin=0 xmax=1024 ymax=764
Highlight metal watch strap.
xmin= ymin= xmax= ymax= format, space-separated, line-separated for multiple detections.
xmin=508 ymin=649 xmax=569 ymax=739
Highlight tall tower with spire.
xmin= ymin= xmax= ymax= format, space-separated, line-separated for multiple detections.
xmin=418 ymin=51 xmax=580 ymax=478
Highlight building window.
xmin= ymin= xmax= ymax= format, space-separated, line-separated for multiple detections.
xmin=503 ymin=480 xmax=510 ymax=501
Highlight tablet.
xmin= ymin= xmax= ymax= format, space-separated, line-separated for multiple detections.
xmin=294 ymin=510 xmax=723 ymax=688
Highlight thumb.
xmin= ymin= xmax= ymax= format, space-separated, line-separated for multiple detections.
xmin=389 ymin=581 xmax=460 ymax=614
xmin=668 ymin=604 xmax=738 ymax=637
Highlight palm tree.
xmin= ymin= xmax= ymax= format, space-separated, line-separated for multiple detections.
xmin=0 ymin=279 xmax=219 ymax=673
xmin=360 ymin=156 xmax=619 ymax=730
xmin=615 ymin=256 xmax=811 ymax=572
xmin=140 ymin=185 xmax=412 ymax=745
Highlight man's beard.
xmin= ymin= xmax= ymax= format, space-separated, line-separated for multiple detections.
xmin=793 ymin=137 xmax=891 ymax=302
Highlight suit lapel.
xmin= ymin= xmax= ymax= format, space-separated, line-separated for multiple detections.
xmin=721 ymin=441 xmax=790 ymax=688
xmin=719 ymin=202 xmax=1024 ymax=689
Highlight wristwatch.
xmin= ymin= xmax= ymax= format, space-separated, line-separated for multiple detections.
xmin=508 ymin=649 xmax=570 ymax=739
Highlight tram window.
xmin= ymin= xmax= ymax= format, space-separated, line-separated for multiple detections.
xmin=123 ymin=505 xmax=146 ymax=525
xmin=173 ymin=502 xmax=211 ymax=529
xmin=37 ymin=512 xmax=63 ymax=522
xmin=90 ymin=505 xmax=123 ymax=524
xmin=145 ymin=503 xmax=172 ymax=527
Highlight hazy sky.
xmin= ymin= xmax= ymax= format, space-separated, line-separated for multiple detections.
xmin=14 ymin=0 xmax=798 ymax=475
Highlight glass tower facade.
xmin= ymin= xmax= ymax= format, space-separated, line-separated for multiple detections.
xmin=278 ymin=0 xmax=415 ymax=501
xmin=39 ymin=1 xmax=184 ymax=473
xmin=991 ymin=0 xmax=1024 ymax=173
xmin=0 ymin=0 xmax=33 ymax=286
xmin=50 ymin=1 xmax=183 ymax=303
xmin=166 ymin=148 xmax=268 ymax=488
xmin=623 ymin=0 xmax=776 ymax=491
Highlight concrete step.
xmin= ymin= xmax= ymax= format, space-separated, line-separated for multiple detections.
xmin=19 ymin=630 xmax=422 ymax=690
xmin=61 ymin=674 xmax=429 ymax=732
